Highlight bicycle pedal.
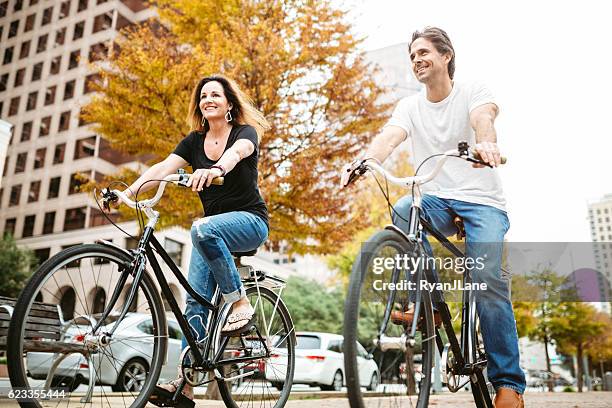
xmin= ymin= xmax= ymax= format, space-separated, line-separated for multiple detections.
xmin=148 ymin=386 xmax=195 ymax=408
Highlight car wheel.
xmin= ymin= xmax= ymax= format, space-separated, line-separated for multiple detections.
xmin=112 ymin=358 xmax=149 ymax=392
xmin=321 ymin=370 xmax=343 ymax=391
xmin=51 ymin=376 xmax=81 ymax=392
xmin=271 ymin=382 xmax=284 ymax=391
xmin=367 ymin=372 xmax=379 ymax=391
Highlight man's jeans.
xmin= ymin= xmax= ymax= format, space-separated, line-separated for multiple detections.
xmin=182 ymin=211 xmax=268 ymax=351
xmin=393 ymin=194 xmax=526 ymax=394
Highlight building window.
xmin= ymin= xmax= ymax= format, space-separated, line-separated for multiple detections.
xmin=77 ymin=0 xmax=87 ymax=12
xmin=13 ymin=0 xmax=23 ymax=12
xmin=53 ymin=143 xmax=66 ymax=164
xmin=8 ymin=96 xmax=19 ymax=116
xmin=68 ymin=49 xmax=80 ymax=69
xmin=55 ymin=28 xmax=66 ymax=46
xmin=3 ymin=46 xmax=14 ymax=65
xmin=50 ymin=55 xmax=61 ymax=74
xmin=0 ymin=73 xmax=7 ymax=91
xmin=34 ymin=148 xmax=46 ymax=169
xmin=9 ymin=20 xmax=19 ymax=38
xmin=32 ymin=62 xmax=43 ymax=81
xmin=88 ymin=42 xmax=108 ymax=62
xmin=34 ymin=248 xmax=50 ymax=265
xmin=73 ymin=21 xmax=85 ymax=40
xmin=22 ymin=215 xmax=36 ymax=238
xmin=42 ymin=6 xmax=53 ymax=25
xmin=19 ymin=40 xmax=30 ymax=59
xmin=28 ymin=181 xmax=41 ymax=202
xmin=74 ymin=136 xmax=96 ymax=159
xmin=59 ymin=1 xmax=70 ymax=18
xmin=48 ymin=177 xmax=61 ymax=198
xmin=9 ymin=185 xmax=22 ymax=206
xmin=36 ymin=34 xmax=48 ymax=53
xmin=21 ymin=121 xmax=32 ymax=142
xmin=93 ymin=12 xmax=113 ymax=33
xmin=64 ymin=207 xmax=87 ymax=231
xmin=164 ymin=238 xmax=184 ymax=265
xmin=42 ymin=212 xmax=55 ymax=234
xmin=4 ymin=218 xmax=16 ymax=237
xmin=90 ymin=207 xmax=117 ymax=227
xmin=26 ymin=91 xmax=38 ymax=111
xmin=64 ymin=80 xmax=75 ymax=100
xmin=14 ymin=68 xmax=25 ymax=87
xmin=0 ymin=2 xmax=7 ymax=18
xmin=84 ymin=73 xmax=101 ymax=93
xmin=69 ymin=172 xmax=88 ymax=194
xmin=58 ymin=111 xmax=71 ymax=131
xmin=15 ymin=152 xmax=27 ymax=173
xmin=39 ymin=116 xmax=51 ymax=137
xmin=25 ymin=13 xmax=35 ymax=31
xmin=44 ymin=86 xmax=56 ymax=105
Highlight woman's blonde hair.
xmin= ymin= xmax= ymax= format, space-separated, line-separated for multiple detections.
xmin=187 ymin=75 xmax=270 ymax=139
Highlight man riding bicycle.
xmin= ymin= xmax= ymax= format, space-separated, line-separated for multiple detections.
xmin=341 ymin=27 xmax=526 ymax=408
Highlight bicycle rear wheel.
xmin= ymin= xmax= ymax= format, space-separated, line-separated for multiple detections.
xmin=7 ymin=243 xmax=167 ymax=408
xmin=218 ymin=285 xmax=295 ymax=408
xmin=344 ymin=229 xmax=435 ymax=408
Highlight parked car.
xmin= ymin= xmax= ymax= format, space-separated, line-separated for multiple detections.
xmin=26 ymin=313 xmax=183 ymax=392
xmin=265 ymin=331 xmax=379 ymax=392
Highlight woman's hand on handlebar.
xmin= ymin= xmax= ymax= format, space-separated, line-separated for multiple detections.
xmin=472 ymin=141 xmax=502 ymax=168
xmin=188 ymin=167 xmax=224 ymax=191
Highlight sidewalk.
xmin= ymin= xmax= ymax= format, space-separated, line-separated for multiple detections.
xmin=0 ymin=391 xmax=609 ymax=407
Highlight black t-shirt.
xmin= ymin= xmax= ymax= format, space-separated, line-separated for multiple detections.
xmin=173 ymin=124 xmax=268 ymax=226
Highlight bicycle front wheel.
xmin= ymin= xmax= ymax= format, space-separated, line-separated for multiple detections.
xmin=7 ymin=243 xmax=167 ymax=408
xmin=218 ymin=285 xmax=296 ymax=408
xmin=344 ymin=229 xmax=435 ymax=408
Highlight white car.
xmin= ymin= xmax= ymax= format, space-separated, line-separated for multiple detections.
xmin=265 ymin=331 xmax=379 ymax=392
xmin=26 ymin=313 xmax=183 ymax=392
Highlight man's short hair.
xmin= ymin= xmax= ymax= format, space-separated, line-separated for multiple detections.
xmin=410 ymin=27 xmax=455 ymax=79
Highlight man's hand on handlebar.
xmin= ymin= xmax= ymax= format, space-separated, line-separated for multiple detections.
xmin=472 ymin=141 xmax=502 ymax=168
xmin=340 ymin=159 xmax=366 ymax=188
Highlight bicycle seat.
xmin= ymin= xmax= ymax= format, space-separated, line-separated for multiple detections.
xmin=453 ymin=216 xmax=466 ymax=240
xmin=231 ymin=249 xmax=257 ymax=258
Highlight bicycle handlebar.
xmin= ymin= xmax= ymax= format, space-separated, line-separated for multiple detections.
xmin=100 ymin=173 xmax=224 ymax=211
xmin=347 ymin=142 xmax=507 ymax=188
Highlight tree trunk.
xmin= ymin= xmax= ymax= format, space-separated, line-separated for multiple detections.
xmin=543 ymin=332 xmax=554 ymax=392
xmin=576 ymin=343 xmax=583 ymax=392
xmin=406 ymin=347 xmax=416 ymax=395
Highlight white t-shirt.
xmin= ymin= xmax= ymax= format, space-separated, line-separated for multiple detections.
xmin=385 ymin=81 xmax=506 ymax=211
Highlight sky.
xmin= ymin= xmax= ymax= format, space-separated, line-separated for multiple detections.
xmin=340 ymin=0 xmax=611 ymax=242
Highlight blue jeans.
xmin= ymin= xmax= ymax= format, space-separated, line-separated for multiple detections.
xmin=393 ymin=194 xmax=526 ymax=394
xmin=182 ymin=211 xmax=268 ymax=351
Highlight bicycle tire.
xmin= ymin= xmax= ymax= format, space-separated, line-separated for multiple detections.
xmin=218 ymin=286 xmax=296 ymax=408
xmin=344 ymin=229 xmax=435 ymax=408
xmin=7 ymin=243 xmax=168 ymax=408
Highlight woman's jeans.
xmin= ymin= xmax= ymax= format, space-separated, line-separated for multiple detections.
xmin=393 ymin=194 xmax=526 ymax=394
xmin=182 ymin=211 xmax=268 ymax=351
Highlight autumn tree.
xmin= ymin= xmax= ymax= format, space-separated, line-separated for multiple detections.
xmin=549 ymin=302 xmax=606 ymax=392
xmin=82 ymin=0 xmax=390 ymax=254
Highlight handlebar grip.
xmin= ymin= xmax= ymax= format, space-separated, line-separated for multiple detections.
xmin=471 ymin=150 xmax=507 ymax=165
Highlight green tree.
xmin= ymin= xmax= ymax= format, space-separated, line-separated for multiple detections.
xmin=0 ymin=234 xmax=35 ymax=298
xmin=549 ymin=302 xmax=606 ymax=392
xmin=82 ymin=0 xmax=390 ymax=254
xmin=281 ymin=276 xmax=344 ymax=334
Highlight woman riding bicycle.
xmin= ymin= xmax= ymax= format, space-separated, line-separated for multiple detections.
xmin=110 ymin=74 xmax=270 ymax=400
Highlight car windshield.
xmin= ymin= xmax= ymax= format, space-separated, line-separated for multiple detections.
xmin=295 ymin=335 xmax=321 ymax=350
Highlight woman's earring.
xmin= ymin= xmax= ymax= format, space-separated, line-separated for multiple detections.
xmin=201 ymin=116 xmax=206 ymax=127
xmin=225 ymin=110 xmax=233 ymax=122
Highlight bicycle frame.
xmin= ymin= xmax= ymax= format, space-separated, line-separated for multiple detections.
xmin=94 ymin=226 xmax=269 ymax=377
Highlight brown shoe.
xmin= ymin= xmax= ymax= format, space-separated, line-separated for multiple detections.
xmin=494 ymin=388 xmax=524 ymax=408
xmin=390 ymin=309 xmax=442 ymax=327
